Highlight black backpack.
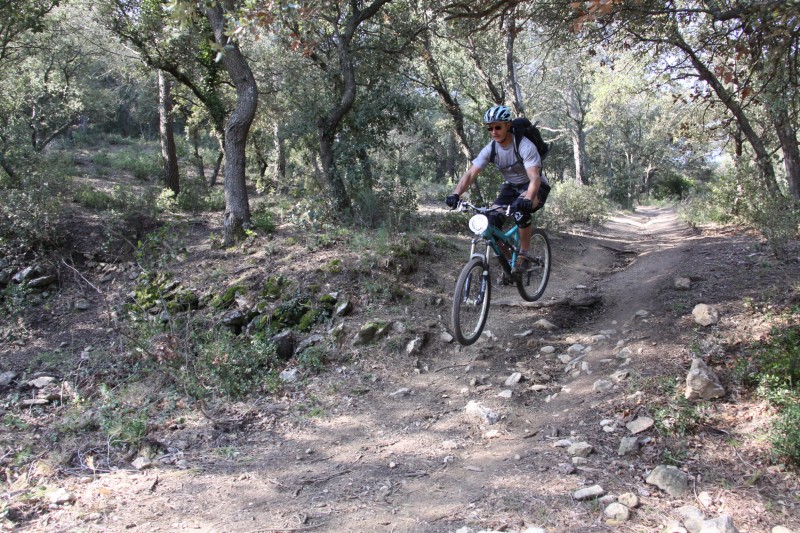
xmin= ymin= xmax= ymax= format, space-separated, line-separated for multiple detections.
xmin=490 ymin=118 xmax=550 ymax=166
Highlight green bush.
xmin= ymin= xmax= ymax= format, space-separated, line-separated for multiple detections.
xmin=0 ymin=170 xmax=67 ymax=252
xmin=772 ymin=402 xmax=800 ymax=466
xmin=193 ymin=330 xmax=279 ymax=399
xmin=542 ymin=181 xmax=611 ymax=227
xmin=251 ymin=203 xmax=276 ymax=233
xmin=176 ymin=178 xmax=225 ymax=212
xmin=740 ymin=308 xmax=800 ymax=466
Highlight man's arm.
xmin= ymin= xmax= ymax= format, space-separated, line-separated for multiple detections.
xmin=453 ymin=164 xmax=482 ymax=196
xmin=525 ymin=165 xmax=542 ymax=207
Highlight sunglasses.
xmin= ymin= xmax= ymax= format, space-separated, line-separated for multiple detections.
xmin=486 ymin=125 xmax=505 ymax=132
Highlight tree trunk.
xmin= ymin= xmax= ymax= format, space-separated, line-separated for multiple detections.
xmin=189 ymin=127 xmax=205 ymax=182
xmin=772 ymin=106 xmax=800 ymax=201
xmin=671 ymin=29 xmax=781 ymax=196
xmin=272 ymin=122 xmax=286 ymax=185
xmin=566 ymin=83 xmax=589 ymax=185
xmin=158 ymin=70 xmax=180 ymax=195
xmin=503 ymin=10 xmax=525 ymax=116
xmin=209 ymin=150 xmax=224 ymax=187
xmin=204 ymin=1 xmax=258 ymax=245
xmin=422 ymin=29 xmax=484 ymax=204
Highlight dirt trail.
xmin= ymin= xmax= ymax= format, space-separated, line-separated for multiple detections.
xmin=31 ymin=207 xmax=793 ymax=533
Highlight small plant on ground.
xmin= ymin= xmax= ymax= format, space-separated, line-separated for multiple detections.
xmin=737 ymin=307 xmax=800 ymax=466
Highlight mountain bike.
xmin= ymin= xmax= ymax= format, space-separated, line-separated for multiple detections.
xmin=450 ymin=200 xmax=551 ymax=345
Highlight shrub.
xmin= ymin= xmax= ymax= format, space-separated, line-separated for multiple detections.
xmin=192 ymin=330 xmax=279 ymax=399
xmin=176 ymin=178 xmax=225 ymax=213
xmin=251 ymin=203 xmax=276 ymax=233
xmin=772 ymin=402 xmax=800 ymax=466
xmin=542 ymin=181 xmax=611 ymax=227
xmin=740 ymin=308 xmax=800 ymax=466
xmin=0 ymin=169 xmax=67 ymax=253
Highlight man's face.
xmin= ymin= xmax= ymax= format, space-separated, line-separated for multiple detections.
xmin=486 ymin=121 xmax=510 ymax=142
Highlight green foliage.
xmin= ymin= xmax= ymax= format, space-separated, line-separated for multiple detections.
xmin=652 ymin=395 xmax=703 ymax=437
xmin=543 ymin=181 xmax=611 ymax=227
xmin=92 ymin=149 xmax=161 ymax=181
xmin=156 ymin=188 xmax=178 ymax=211
xmin=0 ymin=168 xmax=67 ymax=253
xmin=743 ymin=312 xmax=800 ymax=397
xmin=771 ymin=402 xmax=800 ymax=466
xmin=176 ymin=178 xmax=225 ymax=213
xmin=296 ymin=344 xmax=328 ymax=373
xmin=261 ymin=275 xmax=289 ymax=300
xmin=73 ymin=185 xmax=118 ymax=210
xmin=250 ymin=203 xmax=276 ymax=233
xmin=192 ymin=330 xmax=279 ymax=399
xmin=736 ymin=308 xmax=800 ymax=466
xmin=652 ymin=173 xmax=695 ymax=201
xmin=211 ymin=284 xmax=246 ymax=309
xmin=135 ymin=223 xmax=188 ymax=271
xmin=680 ymin=162 xmax=799 ymax=258
xmin=97 ymin=385 xmax=149 ymax=450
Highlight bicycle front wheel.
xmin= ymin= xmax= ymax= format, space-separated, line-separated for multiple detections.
xmin=516 ymin=229 xmax=551 ymax=302
xmin=451 ymin=256 xmax=491 ymax=345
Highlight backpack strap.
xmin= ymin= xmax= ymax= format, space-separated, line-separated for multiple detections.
xmin=512 ymin=133 xmax=523 ymax=166
xmin=491 ymin=134 xmax=525 ymax=168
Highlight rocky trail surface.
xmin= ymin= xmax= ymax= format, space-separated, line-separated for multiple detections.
xmin=8 ymin=207 xmax=800 ymax=533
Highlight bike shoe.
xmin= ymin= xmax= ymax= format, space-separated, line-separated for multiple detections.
xmin=512 ymin=251 xmax=535 ymax=274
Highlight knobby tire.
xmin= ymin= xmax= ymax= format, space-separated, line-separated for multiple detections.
xmin=451 ymin=256 xmax=491 ymax=345
xmin=516 ymin=229 xmax=551 ymax=302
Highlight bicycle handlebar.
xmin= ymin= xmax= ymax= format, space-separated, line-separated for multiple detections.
xmin=455 ymin=201 xmax=512 ymax=216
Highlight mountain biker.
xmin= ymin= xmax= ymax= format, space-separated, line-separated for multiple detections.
xmin=445 ymin=105 xmax=550 ymax=273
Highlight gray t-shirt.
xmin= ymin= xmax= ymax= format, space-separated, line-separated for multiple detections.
xmin=473 ymin=135 xmax=547 ymax=186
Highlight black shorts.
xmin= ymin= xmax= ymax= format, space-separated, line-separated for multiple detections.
xmin=489 ymin=181 xmax=550 ymax=228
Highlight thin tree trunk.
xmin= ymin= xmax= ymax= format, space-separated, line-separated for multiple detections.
xmin=272 ymin=122 xmax=285 ymax=184
xmin=158 ymin=71 xmax=180 ymax=195
xmin=204 ymin=1 xmax=258 ymax=245
xmin=190 ymin=127 xmax=205 ymax=181
xmin=772 ymin=106 xmax=800 ymax=201
xmin=422 ymin=29 xmax=484 ymax=203
xmin=671 ymin=29 xmax=781 ymax=196
xmin=503 ymin=10 xmax=525 ymax=116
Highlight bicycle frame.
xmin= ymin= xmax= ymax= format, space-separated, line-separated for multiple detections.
xmin=461 ymin=202 xmax=524 ymax=274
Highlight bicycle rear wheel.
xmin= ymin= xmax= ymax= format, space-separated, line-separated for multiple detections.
xmin=516 ymin=229 xmax=551 ymax=302
xmin=451 ymin=256 xmax=491 ymax=345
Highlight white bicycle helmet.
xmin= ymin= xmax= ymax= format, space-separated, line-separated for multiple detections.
xmin=483 ymin=105 xmax=512 ymax=123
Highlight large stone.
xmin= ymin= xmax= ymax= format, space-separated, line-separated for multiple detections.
xmin=692 ymin=304 xmax=719 ymax=326
xmin=28 ymin=275 xmax=57 ymax=288
xmin=675 ymin=505 xmax=706 ymax=533
xmin=567 ymin=442 xmax=593 ymax=457
xmin=604 ymin=502 xmax=630 ymax=521
xmin=573 ymin=485 xmax=605 ymax=501
xmin=28 ymin=376 xmax=56 ymax=389
xmin=295 ymin=334 xmax=324 ymax=355
xmin=270 ymin=330 xmax=295 ymax=360
xmin=0 ymin=371 xmax=17 ymax=387
xmin=533 ymin=318 xmax=558 ymax=331
xmin=47 ymin=488 xmax=76 ymax=505
xmin=646 ymin=465 xmax=689 ymax=497
xmin=593 ymin=379 xmax=613 ymax=392
xmin=626 ymin=416 xmax=654 ymax=434
xmin=698 ymin=515 xmax=738 ymax=533
xmin=685 ymin=358 xmax=725 ymax=400
xmin=465 ymin=400 xmax=499 ymax=425
xmin=618 ymin=436 xmax=640 ymax=456
xmin=618 ymin=493 xmax=639 ymax=508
